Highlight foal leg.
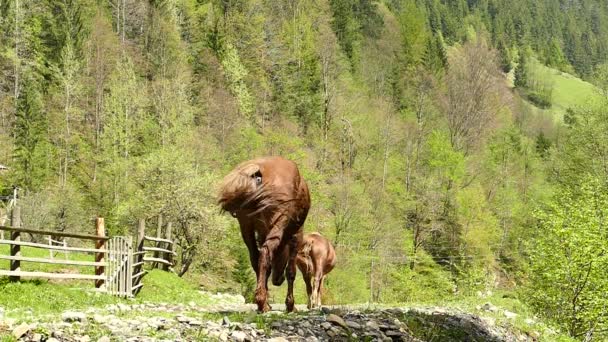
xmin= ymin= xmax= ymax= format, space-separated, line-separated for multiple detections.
xmin=304 ymin=273 xmax=313 ymax=309
xmin=312 ymin=264 xmax=324 ymax=309
xmin=317 ymin=275 xmax=326 ymax=308
xmin=285 ymin=235 xmax=298 ymax=313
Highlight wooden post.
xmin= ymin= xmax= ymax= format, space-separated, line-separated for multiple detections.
xmin=133 ymin=218 xmax=145 ymax=294
xmin=95 ymin=218 xmax=105 ymax=289
xmin=154 ymin=215 xmax=162 ymax=269
xmin=48 ymin=236 xmax=53 ymax=260
xmin=9 ymin=206 xmax=21 ymax=282
xmin=162 ymin=222 xmax=173 ymax=271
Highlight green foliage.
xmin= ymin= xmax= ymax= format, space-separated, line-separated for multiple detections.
xmin=426 ymin=130 xmax=465 ymax=184
xmin=231 ymin=246 xmax=255 ymax=303
xmin=219 ymin=43 xmax=254 ymax=118
xmin=525 ymin=179 xmax=608 ymax=340
xmin=398 ymin=0 xmax=428 ymax=69
xmin=13 ymin=74 xmax=50 ymax=191
xmin=514 ymin=50 xmax=528 ymax=89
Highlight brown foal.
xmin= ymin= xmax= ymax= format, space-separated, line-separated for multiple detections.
xmin=218 ymin=157 xmax=310 ymax=312
xmin=296 ymin=232 xmax=336 ymax=309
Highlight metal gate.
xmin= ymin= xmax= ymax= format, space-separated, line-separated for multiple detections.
xmin=106 ymin=236 xmax=133 ymax=297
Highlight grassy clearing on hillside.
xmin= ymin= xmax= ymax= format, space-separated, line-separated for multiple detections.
xmin=512 ymin=64 xmax=601 ymax=120
xmin=545 ymin=66 xmax=601 ymax=115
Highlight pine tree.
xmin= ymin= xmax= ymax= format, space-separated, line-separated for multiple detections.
xmin=13 ymin=73 xmax=49 ymax=191
xmin=514 ymin=49 xmax=528 ymax=88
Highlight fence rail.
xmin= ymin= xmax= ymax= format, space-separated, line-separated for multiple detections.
xmin=0 ymin=225 xmax=110 ymax=241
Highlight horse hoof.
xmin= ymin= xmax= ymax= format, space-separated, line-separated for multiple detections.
xmin=258 ymin=302 xmax=271 ymax=313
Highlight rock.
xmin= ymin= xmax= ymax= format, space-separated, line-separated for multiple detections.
xmin=326 ymin=314 xmax=347 ymax=329
xmin=79 ymin=335 xmax=91 ymax=342
xmin=267 ymin=338 xmax=289 ymax=342
xmin=219 ymin=332 xmax=229 ymax=341
xmin=346 ymin=320 xmax=361 ymax=330
xmin=504 ymin=310 xmax=518 ymax=319
xmin=176 ymin=316 xmax=191 ymax=323
xmin=92 ymin=314 xmax=108 ymax=324
xmin=320 ymin=307 xmax=331 ymax=315
xmin=47 ymin=339 xmax=60 ymax=342
xmin=365 ymin=320 xmax=380 ymax=330
xmin=12 ymin=322 xmax=30 ymax=339
xmin=222 ymin=316 xmax=231 ymax=326
xmin=62 ymin=311 xmax=87 ymax=322
xmin=230 ymin=330 xmax=247 ymax=341
xmin=52 ymin=330 xmax=64 ymax=338
xmin=97 ymin=336 xmax=111 ymax=342
xmin=482 ymin=303 xmax=498 ymax=312
xmin=189 ymin=319 xmax=203 ymax=326
xmin=117 ymin=303 xmax=131 ymax=312
xmin=32 ymin=333 xmax=42 ymax=342
xmin=321 ymin=322 xmax=332 ymax=330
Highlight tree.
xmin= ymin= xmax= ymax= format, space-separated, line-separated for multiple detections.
xmin=442 ymin=37 xmax=505 ymax=154
xmin=526 ymin=179 xmax=608 ymax=340
xmin=514 ymin=49 xmax=528 ymax=88
xmin=13 ymin=73 xmax=49 ymax=191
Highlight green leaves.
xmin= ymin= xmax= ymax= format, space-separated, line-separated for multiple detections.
xmin=525 ymin=178 xmax=608 ymax=339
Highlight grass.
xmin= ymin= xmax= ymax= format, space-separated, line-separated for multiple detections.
xmin=544 ymin=65 xmax=601 ymax=117
xmin=508 ymin=61 xmax=602 ymax=121
xmin=0 ymin=269 xmax=222 ymax=319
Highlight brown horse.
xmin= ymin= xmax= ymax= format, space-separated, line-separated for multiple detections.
xmin=296 ymin=232 xmax=336 ymax=309
xmin=218 ymin=157 xmax=310 ymax=312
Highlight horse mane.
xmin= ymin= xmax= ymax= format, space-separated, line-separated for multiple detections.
xmin=218 ymin=161 xmax=281 ymax=215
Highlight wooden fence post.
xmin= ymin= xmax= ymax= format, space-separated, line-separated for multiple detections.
xmin=9 ymin=206 xmax=21 ymax=282
xmin=95 ymin=218 xmax=105 ymax=289
xmin=153 ymin=215 xmax=162 ymax=269
xmin=132 ymin=218 xmax=146 ymax=294
xmin=162 ymin=222 xmax=173 ymax=271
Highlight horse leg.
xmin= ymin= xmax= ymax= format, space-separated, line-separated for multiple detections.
xmin=255 ymin=217 xmax=288 ymax=313
xmin=285 ymin=235 xmax=298 ymax=312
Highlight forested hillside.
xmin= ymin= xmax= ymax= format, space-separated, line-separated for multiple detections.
xmin=0 ymin=0 xmax=607 ymax=340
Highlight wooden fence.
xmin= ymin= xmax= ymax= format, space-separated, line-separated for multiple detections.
xmin=132 ymin=217 xmax=176 ymax=294
xmin=0 ymin=208 xmax=175 ymax=297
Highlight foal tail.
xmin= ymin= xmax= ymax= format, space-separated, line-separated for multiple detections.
xmin=299 ymin=239 xmax=314 ymax=275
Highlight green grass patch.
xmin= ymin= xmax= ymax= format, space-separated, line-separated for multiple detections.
xmin=0 ymin=277 xmax=121 ymax=318
xmin=546 ymin=67 xmax=601 ymax=115
xmin=134 ymin=269 xmax=214 ymax=306
xmin=0 ymin=269 xmax=222 ymax=318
